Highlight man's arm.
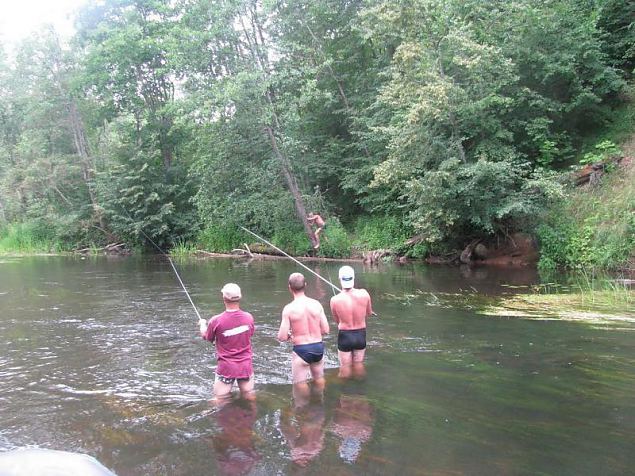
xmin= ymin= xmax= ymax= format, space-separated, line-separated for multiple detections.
xmin=199 ymin=317 xmax=214 ymax=341
xmin=365 ymin=290 xmax=374 ymax=317
xmin=319 ymin=304 xmax=330 ymax=335
xmin=329 ymin=297 xmax=340 ymax=325
xmin=277 ymin=307 xmax=292 ymax=342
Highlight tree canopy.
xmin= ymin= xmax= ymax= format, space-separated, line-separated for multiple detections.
xmin=0 ymin=0 xmax=631 ymax=255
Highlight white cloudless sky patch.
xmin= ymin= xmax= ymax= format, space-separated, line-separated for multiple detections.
xmin=0 ymin=0 xmax=87 ymax=48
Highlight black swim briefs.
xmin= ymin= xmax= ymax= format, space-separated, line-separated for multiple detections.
xmin=337 ymin=328 xmax=366 ymax=352
xmin=293 ymin=342 xmax=325 ymax=364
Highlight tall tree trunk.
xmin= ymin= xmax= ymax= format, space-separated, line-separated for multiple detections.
xmin=240 ymin=3 xmax=316 ymax=248
xmin=68 ymin=101 xmax=108 ymax=233
xmin=265 ymin=126 xmax=317 ymax=248
xmin=159 ymin=115 xmax=173 ymax=170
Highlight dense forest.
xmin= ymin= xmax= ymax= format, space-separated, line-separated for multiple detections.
xmin=0 ymin=0 xmax=633 ymax=267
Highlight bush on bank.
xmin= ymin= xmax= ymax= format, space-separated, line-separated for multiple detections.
xmin=537 ymin=163 xmax=635 ymax=271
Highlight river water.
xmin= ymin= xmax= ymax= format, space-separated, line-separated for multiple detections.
xmin=0 ymin=256 xmax=633 ymax=475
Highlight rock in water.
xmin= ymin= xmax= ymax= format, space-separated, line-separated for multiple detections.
xmin=0 ymin=448 xmax=116 ymax=476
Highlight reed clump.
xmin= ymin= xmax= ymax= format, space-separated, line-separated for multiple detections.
xmin=0 ymin=223 xmax=59 ymax=254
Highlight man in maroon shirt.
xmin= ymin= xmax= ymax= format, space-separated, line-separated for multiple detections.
xmin=199 ymin=283 xmax=255 ymax=401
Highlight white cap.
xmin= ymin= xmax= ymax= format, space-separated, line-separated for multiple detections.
xmin=221 ymin=283 xmax=241 ymax=301
xmin=338 ymin=266 xmax=355 ymax=289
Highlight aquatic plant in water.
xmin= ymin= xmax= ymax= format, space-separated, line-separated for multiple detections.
xmin=480 ymin=276 xmax=634 ymax=325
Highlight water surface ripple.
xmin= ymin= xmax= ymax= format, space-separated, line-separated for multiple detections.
xmin=0 ymin=256 xmax=634 ymax=475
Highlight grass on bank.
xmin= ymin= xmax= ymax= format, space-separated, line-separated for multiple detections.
xmin=537 ymin=151 xmax=635 ymax=271
xmin=537 ymin=85 xmax=635 ymax=271
xmin=0 ymin=222 xmax=60 ymax=254
xmin=194 ymin=215 xmax=410 ymax=258
xmin=169 ymin=239 xmax=199 ymax=258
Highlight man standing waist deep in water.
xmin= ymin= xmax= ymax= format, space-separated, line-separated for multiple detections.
xmin=199 ymin=283 xmax=255 ymax=402
xmin=278 ymin=273 xmax=329 ymax=396
xmin=330 ymin=266 xmax=373 ymax=378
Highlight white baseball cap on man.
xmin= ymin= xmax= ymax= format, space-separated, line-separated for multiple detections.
xmin=338 ymin=266 xmax=355 ymax=289
xmin=221 ymin=283 xmax=242 ymax=301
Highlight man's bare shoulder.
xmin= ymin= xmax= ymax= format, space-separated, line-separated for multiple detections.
xmin=330 ymin=293 xmax=346 ymax=304
xmin=300 ymin=296 xmax=322 ymax=310
xmin=354 ymin=288 xmax=371 ymax=299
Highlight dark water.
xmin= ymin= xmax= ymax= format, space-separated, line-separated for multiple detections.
xmin=0 ymin=256 xmax=634 ymax=475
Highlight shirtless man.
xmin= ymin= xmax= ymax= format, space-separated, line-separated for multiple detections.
xmin=329 ymin=266 xmax=373 ymax=378
xmin=307 ymin=212 xmax=325 ymax=249
xmin=199 ymin=283 xmax=255 ymax=402
xmin=277 ymin=273 xmax=330 ymax=394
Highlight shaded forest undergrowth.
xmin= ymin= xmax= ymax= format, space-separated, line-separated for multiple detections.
xmin=0 ymin=0 xmax=633 ymax=272
xmin=1 ymin=115 xmax=634 ymax=272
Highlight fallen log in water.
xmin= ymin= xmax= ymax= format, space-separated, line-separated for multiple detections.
xmin=363 ymin=249 xmax=392 ymax=265
xmin=247 ymin=243 xmax=286 ymax=256
xmin=231 ymin=243 xmax=254 ymax=258
xmin=75 ymin=243 xmax=129 ymax=255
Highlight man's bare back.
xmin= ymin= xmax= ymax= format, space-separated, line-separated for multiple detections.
xmin=330 ymin=288 xmax=372 ymax=331
xmin=278 ymin=273 xmax=329 ymax=385
xmin=330 ymin=266 xmax=373 ymax=374
xmin=281 ymin=296 xmax=328 ymax=345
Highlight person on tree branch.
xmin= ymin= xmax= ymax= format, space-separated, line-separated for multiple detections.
xmin=307 ymin=212 xmax=325 ymax=249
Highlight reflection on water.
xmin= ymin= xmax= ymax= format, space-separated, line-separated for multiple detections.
xmin=0 ymin=256 xmax=634 ymax=475
xmin=281 ymin=390 xmax=326 ymax=468
xmin=209 ymin=399 xmax=260 ymax=476
xmin=331 ymin=393 xmax=374 ymax=464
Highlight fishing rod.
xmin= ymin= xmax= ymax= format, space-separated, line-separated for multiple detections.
xmin=240 ymin=226 xmax=341 ymax=294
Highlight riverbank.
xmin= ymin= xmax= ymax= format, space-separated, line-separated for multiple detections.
xmin=2 ymin=125 xmax=633 ymax=271
xmin=536 ymin=110 xmax=635 ymax=272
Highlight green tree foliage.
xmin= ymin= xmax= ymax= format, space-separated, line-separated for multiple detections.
xmin=0 ymin=30 xmax=106 ymax=247
xmin=597 ymin=0 xmax=635 ymax=75
xmin=95 ymin=116 xmax=199 ymax=249
xmin=74 ymin=0 xmax=199 ymax=247
xmin=0 ymin=0 xmax=630 ymax=259
xmin=357 ymin=0 xmax=623 ymax=246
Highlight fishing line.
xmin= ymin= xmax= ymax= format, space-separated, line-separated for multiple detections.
xmin=137 ymin=228 xmax=203 ymax=321
xmin=326 ymin=266 xmax=337 ymax=297
xmin=120 ymin=206 xmax=203 ymax=321
xmin=239 ymin=226 xmax=341 ymax=293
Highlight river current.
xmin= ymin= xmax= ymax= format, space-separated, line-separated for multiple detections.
xmin=0 ymin=256 xmax=633 ymax=475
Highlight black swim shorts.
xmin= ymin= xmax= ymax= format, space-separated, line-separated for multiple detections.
xmin=337 ymin=328 xmax=366 ymax=352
